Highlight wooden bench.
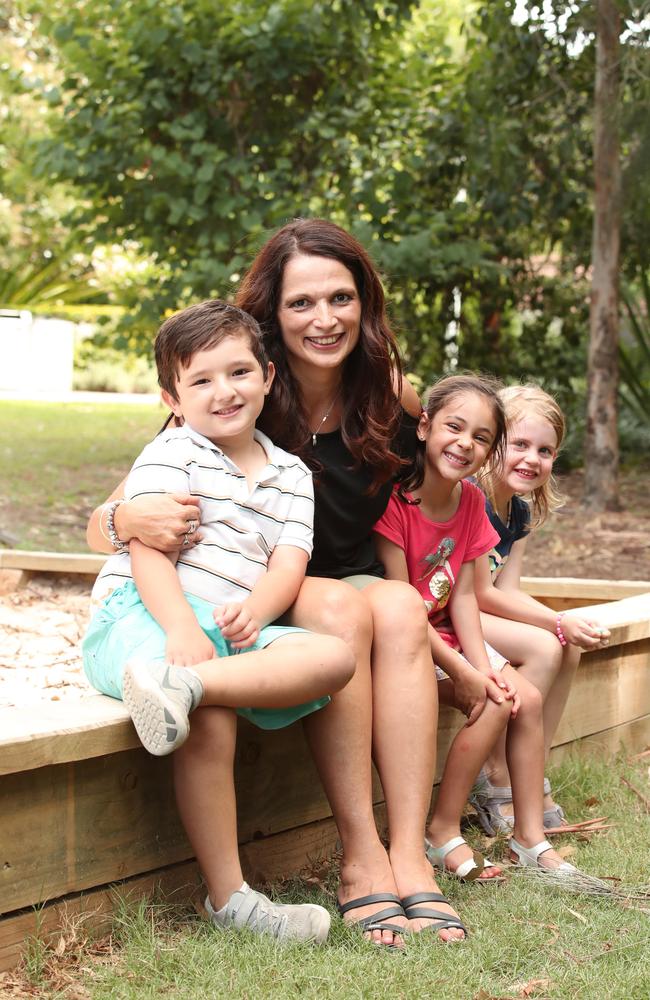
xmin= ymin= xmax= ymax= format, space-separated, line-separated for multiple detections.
xmin=1 ymin=558 xmax=649 ymax=972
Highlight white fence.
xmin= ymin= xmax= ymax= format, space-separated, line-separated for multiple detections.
xmin=0 ymin=311 xmax=74 ymax=393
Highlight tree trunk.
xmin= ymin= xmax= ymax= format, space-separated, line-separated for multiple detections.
xmin=584 ymin=0 xmax=621 ymax=511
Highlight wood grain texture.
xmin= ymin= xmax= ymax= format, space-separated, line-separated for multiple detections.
xmin=0 ymin=550 xmax=106 ymax=574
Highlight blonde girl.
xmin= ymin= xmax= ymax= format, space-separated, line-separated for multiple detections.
xmin=374 ymin=374 xmax=581 ymax=879
xmin=473 ymin=384 xmax=610 ymax=832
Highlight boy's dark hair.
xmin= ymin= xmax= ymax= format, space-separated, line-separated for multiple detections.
xmin=155 ymin=299 xmax=269 ymax=400
xmin=398 ymin=372 xmax=506 ymax=502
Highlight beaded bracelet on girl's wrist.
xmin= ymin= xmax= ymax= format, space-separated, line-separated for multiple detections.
xmin=100 ymin=499 xmax=128 ymax=552
xmin=555 ymin=612 xmax=567 ymax=646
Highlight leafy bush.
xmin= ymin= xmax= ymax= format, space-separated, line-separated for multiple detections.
xmin=73 ymin=341 xmax=158 ymax=394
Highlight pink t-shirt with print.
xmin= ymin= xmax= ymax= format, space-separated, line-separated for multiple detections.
xmin=374 ymin=479 xmax=499 ymax=648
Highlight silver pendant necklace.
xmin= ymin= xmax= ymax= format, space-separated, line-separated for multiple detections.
xmin=310 ymin=389 xmax=341 ymax=446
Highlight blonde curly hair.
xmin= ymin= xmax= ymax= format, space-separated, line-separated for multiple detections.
xmin=478 ymin=383 xmax=566 ymax=529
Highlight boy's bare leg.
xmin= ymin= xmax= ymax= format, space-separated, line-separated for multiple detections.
xmin=428 ymin=680 xmax=511 ymax=875
xmin=286 ymin=579 xmax=408 ymax=947
xmin=191 ymin=633 xmax=354 ymax=708
xmin=363 ymin=580 xmax=464 ymax=940
xmin=173 ymin=705 xmax=243 ymax=909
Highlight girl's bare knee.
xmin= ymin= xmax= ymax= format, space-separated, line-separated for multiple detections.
xmin=515 ymin=677 xmax=543 ymax=721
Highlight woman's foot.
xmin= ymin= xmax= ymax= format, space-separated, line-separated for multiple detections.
xmin=389 ymin=848 xmax=466 ymax=941
xmin=425 ymin=831 xmax=503 ymax=881
xmin=338 ymin=844 xmax=408 ymax=948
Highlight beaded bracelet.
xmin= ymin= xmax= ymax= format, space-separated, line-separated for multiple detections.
xmin=102 ymin=499 xmax=128 ymax=552
xmin=555 ymin=612 xmax=567 ymax=646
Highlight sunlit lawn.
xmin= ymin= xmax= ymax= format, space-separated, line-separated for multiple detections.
xmin=0 ymin=400 xmax=165 ymax=551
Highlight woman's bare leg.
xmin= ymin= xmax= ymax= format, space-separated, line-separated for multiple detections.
xmin=364 ymin=580 xmax=464 ymax=939
xmin=428 ymin=680 xmax=511 ymax=877
xmin=285 ymin=578 xmax=407 ymax=947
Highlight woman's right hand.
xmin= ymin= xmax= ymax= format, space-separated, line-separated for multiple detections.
xmin=114 ymin=494 xmax=202 ymax=552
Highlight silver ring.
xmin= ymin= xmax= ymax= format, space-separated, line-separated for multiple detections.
xmin=186 ymin=520 xmax=198 ymax=534
xmin=183 ymin=533 xmax=191 ymax=546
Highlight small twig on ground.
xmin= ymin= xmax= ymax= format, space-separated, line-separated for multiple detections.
xmin=628 ymin=747 xmax=650 ymax=762
xmin=621 ymin=777 xmax=650 ymax=814
xmin=544 ymin=817 xmax=610 ymax=835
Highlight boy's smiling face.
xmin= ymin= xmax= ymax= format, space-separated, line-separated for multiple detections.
xmin=162 ymin=332 xmax=274 ymax=448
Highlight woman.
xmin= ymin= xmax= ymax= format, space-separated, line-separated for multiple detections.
xmin=87 ymin=219 xmax=469 ymax=945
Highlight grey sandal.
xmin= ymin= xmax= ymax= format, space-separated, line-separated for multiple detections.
xmin=469 ymin=772 xmax=567 ymax=834
xmin=337 ymin=892 xmax=406 ymax=945
xmin=401 ymin=891 xmax=467 ymax=938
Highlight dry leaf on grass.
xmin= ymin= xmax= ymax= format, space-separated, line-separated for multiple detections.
xmin=515 ymin=979 xmax=551 ymax=998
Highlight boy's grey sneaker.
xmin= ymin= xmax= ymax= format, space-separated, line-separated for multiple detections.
xmin=123 ymin=660 xmax=203 ymax=756
xmin=205 ymin=884 xmax=330 ymax=944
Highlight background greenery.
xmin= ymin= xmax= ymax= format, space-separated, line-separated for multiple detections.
xmin=1 ymin=1 xmax=649 ymax=464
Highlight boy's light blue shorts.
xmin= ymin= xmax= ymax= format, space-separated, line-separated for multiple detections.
xmin=82 ymin=580 xmax=329 ymax=730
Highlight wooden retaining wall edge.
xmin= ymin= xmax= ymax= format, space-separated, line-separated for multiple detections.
xmin=1 ymin=581 xmax=649 ymax=974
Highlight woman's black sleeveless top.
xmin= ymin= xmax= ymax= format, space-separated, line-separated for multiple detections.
xmin=307 ymin=411 xmax=418 ymax=579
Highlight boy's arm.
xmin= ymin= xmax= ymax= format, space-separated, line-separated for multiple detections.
xmin=129 ymin=542 xmax=216 ymax=667
xmin=215 ymin=545 xmax=309 ymax=649
xmin=474 ymin=547 xmax=608 ymax=649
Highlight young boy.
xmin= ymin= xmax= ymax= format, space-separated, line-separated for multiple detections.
xmin=82 ymin=300 xmax=354 ymax=944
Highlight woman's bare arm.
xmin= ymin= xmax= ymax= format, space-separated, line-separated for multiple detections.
xmin=87 ymin=481 xmax=201 ymax=554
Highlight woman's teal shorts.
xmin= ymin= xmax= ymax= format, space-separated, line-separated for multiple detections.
xmin=82 ymin=580 xmax=329 ymax=730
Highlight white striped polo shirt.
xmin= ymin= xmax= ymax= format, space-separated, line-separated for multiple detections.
xmin=91 ymin=424 xmax=314 ymax=609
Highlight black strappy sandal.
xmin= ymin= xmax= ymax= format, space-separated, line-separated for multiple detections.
xmin=337 ymin=892 xmax=407 ymax=947
xmin=400 ymin=891 xmax=467 ymax=939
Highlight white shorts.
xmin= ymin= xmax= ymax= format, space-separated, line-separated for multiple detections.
xmin=434 ymin=641 xmax=508 ymax=682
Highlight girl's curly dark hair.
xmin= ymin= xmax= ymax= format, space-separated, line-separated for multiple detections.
xmin=398 ymin=373 xmax=506 ymax=503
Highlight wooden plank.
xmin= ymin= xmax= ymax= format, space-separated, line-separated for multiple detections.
xmin=0 ymin=550 xmax=106 ymax=575
xmin=549 ymin=712 xmax=650 ymax=764
xmin=553 ymin=638 xmax=650 ymax=746
xmin=0 ymin=718 xmax=343 ymax=914
xmin=0 ymin=861 xmax=204 ymax=975
xmin=0 ymin=805 xmax=388 ymax=974
xmin=0 ymin=696 xmax=138 ymax=776
xmin=521 ymin=577 xmax=650 ymax=601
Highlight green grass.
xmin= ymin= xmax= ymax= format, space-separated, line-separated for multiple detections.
xmin=11 ymin=753 xmax=650 ymax=1000
xmin=0 ymin=400 xmax=164 ymax=551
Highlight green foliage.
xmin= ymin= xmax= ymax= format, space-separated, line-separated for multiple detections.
xmin=0 ymin=244 xmax=118 ymax=319
xmin=73 ymin=341 xmax=158 ymax=393
xmin=7 ymin=0 xmax=649 ymax=465
xmin=31 ymin=0 xmax=417 ymax=332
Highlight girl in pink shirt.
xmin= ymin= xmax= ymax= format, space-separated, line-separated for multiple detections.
xmin=374 ymin=374 xmax=583 ymax=882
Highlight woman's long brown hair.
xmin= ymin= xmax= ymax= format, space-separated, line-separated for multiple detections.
xmin=236 ymin=218 xmax=404 ymax=491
